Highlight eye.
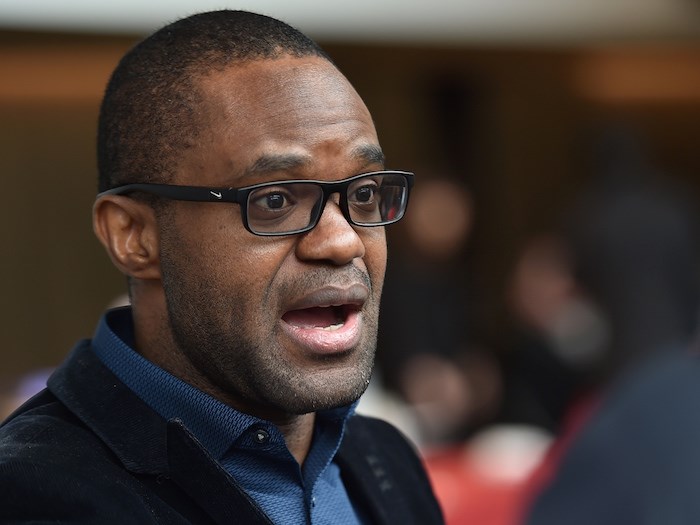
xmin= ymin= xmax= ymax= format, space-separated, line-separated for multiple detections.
xmin=262 ymin=193 xmax=286 ymax=209
xmin=250 ymin=189 xmax=295 ymax=212
xmin=349 ymin=182 xmax=379 ymax=206
xmin=353 ymin=184 xmax=376 ymax=203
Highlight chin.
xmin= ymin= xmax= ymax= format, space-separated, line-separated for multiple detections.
xmin=279 ymin=373 xmax=371 ymax=414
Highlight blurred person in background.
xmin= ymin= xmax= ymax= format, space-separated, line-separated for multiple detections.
xmin=378 ymin=176 xmax=553 ymax=525
xmin=503 ymin=233 xmax=609 ymax=436
xmin=376 ymin=176 xmax=496 ymax=446
xmin=0 ymin=10 xmax=443 ymax=524
xmin=523 ymin=127 xmax=700 ymax=524
xmin=564 ymin=128 xmax=700 ymax=377
xmin=525 ymin=348 xmax=700 ymax=524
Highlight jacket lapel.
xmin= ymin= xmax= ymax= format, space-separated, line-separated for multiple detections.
xmin=166 ymin=420 xmax=273 ymax=525
xmin=336 ymin=418 xmax=402 ymax=524
xmin=48 ymin=341 xmax=169 ymax=474
xmin=48 ymin=343 xmax=273 ymax=525
xmin=336 ymin=415 xmax=445 ymax=525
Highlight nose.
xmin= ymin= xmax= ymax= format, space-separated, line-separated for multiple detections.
xmin=295 ymin=198 xmax=365 ymax=265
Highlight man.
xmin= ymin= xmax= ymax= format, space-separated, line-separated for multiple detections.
xmin=0 ymin=10 xmax=443 ymax=524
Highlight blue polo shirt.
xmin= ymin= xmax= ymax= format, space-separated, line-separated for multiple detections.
xmin=92 ymin=307 xmax=363 ymax=525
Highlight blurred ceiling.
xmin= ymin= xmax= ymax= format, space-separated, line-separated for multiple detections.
xmin=0 ymin=0 xmax=699 ymax=44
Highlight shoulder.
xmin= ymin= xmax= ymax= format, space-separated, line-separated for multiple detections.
xmin=0 ymin=390 xmax=158 ymax=524
xmin=1 ymin=388 xmax=111 ymax=465
xmin=527 ymin=351 xmax=700 ymax=524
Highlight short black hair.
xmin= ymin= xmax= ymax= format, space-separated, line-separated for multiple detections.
xmin=97 ymin=10 xmax=331 ymax=192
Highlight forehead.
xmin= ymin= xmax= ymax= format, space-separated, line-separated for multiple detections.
xmin=184 ymin=56 xmax=380 ymax=185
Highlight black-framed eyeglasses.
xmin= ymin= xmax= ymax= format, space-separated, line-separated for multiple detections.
xmin=97 ymin=170 xmax=414 ymax=236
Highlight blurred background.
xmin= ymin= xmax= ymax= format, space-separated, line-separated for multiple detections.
xmin=1 ymin=1 xmax=699 ymax=523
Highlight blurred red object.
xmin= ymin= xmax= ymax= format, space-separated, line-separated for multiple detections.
xmin=423 ymin=425 xmax=552 ymax=525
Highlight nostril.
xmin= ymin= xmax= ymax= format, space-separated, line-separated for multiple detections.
xmin=295 ymin=211 xmax=365 ymax=265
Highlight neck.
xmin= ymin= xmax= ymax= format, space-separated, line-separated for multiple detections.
xmin=130 ymin=285 xmax=318 ymax=465
xmin=274 ymin=413 xmax=316 ymax=465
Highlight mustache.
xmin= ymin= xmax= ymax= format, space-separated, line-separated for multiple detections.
xmin=275 ymin=265 xmax=373 ymax=299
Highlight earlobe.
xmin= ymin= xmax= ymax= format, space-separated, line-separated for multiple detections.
xmin=92 ymin=196 xmax=161 ymax=280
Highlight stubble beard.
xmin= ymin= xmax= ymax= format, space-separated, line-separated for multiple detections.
xmin=160 ymin=263 xmax=378 ymax=416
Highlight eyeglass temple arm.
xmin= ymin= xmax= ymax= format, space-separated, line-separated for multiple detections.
xmin=97 ymin=183 xmax=242 ymax=203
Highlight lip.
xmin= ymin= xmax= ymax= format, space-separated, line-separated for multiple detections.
xmin=283 ymin=283 xmax=369 ymax=311
xmin=280 ymin=284 xmax=369 ymax=355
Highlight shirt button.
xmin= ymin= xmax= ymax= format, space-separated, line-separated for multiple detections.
xmin=254 ymin=429 xmax=270 ymax=444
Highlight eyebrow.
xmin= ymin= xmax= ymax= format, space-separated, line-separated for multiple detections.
xmin=244 ymin=153 xmax=312 ymax=178
xmin=352 ymin=144 xmax=385 ymax=167
xmin=241 ymin=143 xmax=385 ymax=180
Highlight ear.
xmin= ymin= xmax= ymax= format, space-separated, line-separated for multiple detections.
xmin=92 ymin=195 xmax=161 ymax=280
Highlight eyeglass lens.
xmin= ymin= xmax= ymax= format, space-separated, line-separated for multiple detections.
xmin=245 ymin=173 xmax=408 ymax=234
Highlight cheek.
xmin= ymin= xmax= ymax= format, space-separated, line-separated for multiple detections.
xmin=236 ymin=250 xmax=282 ymax=293
xmin=202 ymin=207 xmax=289 ymax=264
xmin=215 ymin=236 xmax=298 ymax=306
xmin=171 ymin=220 xmax=270 ymax=297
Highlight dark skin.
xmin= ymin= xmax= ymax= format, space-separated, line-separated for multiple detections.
xmin=93 ymin=56 xmax=388 ymax=464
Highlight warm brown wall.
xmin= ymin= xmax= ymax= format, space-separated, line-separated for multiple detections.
xmin=1 ymin=30 xmax=699 ymax=379
xmin=0 ymin=32 xmax=137 ymax=378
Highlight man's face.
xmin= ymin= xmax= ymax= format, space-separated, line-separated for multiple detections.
xmin=157 ymin=56 xmax=387 ymax=419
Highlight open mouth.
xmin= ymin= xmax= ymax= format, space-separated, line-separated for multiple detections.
xmin=282 ymin=305 xmax=356 ymax=331
xmin=279 ymin=284 xmax=368 ymax=354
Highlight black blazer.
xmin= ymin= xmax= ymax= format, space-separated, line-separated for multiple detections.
xmin=0 ymin=342 xmax=443 ymax=524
